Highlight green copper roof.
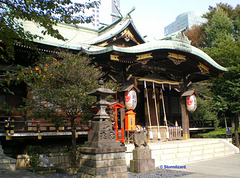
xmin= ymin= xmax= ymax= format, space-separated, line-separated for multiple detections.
xmin=85 ymin=40 xmax=227 ymax=72
xmin=88 ymin=17 xmax=145 ymax=45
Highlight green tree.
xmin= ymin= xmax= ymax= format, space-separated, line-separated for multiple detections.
xmin=190 ymin=82 xmax=218 ymax=126
xmin=211 ymin=65 xmax=240 ymax=147
xmin=0 ymin=0 xmax=99 ymax=61
xmin=186 ymin=3 xmax=240 ymax=146
xmin=203 ymin=4 xmax=240 ymax=146
xmin=202 ymin=6 xmax=234 ymax=47
xmin=26 ymin=51 xmax=102 ymax=166
xmin=0 ymin=0 xmax=99 ymax=110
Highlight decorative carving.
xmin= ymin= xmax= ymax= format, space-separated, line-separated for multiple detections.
xmin=163 ymin=29 xmax=191 ymax=44
xmin=121 ymin=28 xmax=140 ymax=45
xmin=99 ymin=130 xmax=116 ymax=141
xmin=98 ymin=41 xmax=108 ymax=47
xmin=198 ymin=62 xmax=209 ymax=74
xmin=101 ymin=122 xmax=112 ymax=131
xmin=174 ymin=31 xmax=191 ymax=44
xmin=168 ymin=52 xmax=186 ymax=65
xmin=109 ymin=131 xmax=116 ymax=140
xmin=110 ymin=54 xmax=119 ymax=61
xmin=133 ymin=131 xmax=148 ymax=148
xmin=100 ymin=131 xmax=107 ymax=140
xmin=136 ymin=53 xmax=152 ymax=60
xmin=136 ymin=53 xmax=152 ymax=65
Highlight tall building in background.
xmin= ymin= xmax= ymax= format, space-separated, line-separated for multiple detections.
xmin=164 ymin=11 xmax=207 ymax=36
xmin=84 ymin=0 xmax=121 ymax=29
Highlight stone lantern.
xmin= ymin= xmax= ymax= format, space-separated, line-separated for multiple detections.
xmin=88 ymin=79 xmax=115 ymax=121
xmin=77 ymin=80 xmax=129 ymax=178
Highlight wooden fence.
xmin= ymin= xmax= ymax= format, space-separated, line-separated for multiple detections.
xmin=0 ymin=119 xmax=90 ymax=134
xmin=168 ymin=126 xmax=182 ymax=140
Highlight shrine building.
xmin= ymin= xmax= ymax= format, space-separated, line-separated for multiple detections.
xmin=1 ymin=14 xmax=227 ymax=140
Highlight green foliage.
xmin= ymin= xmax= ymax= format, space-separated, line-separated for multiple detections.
xmin=198 ymin=127 xmax=240 ymax=138
xmin=186 ymin=3 xmax=240 ymax=117
xmin=26 ymin=145 xmax=42 ymax=169
xmin=198 ymin=128 xmax=227 ymax=138
xmin=203 ymin=6 xmax=234 ymax=47
xmin=25 ymin=51 xmax=107 ymax=166
xmin=190 ymin=97 xmax=218 ymax=126
xmin=27 ymin=51 xmax=102 ymax=121
xmin=211 ymin=65 xmax=240 ymax=114
xmin=204 ymin=39 xmax=240 ymax=67
xmin=202 ymin=3 xmax=240 ymax=147
xmin=190 ymin=82 xmax=218 ymax=126
xmin=0 ymin=0 xmax=99 ymax=61
xmin=202 ymin=3 xmax=240 ymax=45
xmin=185 ymin=4 xmax=240 ymax=140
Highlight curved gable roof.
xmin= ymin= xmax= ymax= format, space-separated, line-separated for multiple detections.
xmin=87 ymin=17 xmax=145 ymax=45
xmin=85 ymin=40 xmax=227 ymax=72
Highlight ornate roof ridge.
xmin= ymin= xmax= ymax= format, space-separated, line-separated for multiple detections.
xmin=161 ymin=28 xmax=191 ymax=44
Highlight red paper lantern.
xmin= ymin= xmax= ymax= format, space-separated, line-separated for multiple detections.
xmin=186 ymin=95 xmax=197 ymax=112
xmin=125 ymin=90 xmax=137 ymax=110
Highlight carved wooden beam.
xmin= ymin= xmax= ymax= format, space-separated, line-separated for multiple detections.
xmin=110 ymin=54 xmax=119 ymax=61
xmin=198 ymin=62 xmax=209 ymax=74
xmin=168 ymin=52 xmax=186 ymax=65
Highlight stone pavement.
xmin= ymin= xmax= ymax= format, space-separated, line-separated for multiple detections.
xmin=181 ymin=154 xmax=240 ymax=178
xmin=0 ymin=154 xmax=239 ymax=177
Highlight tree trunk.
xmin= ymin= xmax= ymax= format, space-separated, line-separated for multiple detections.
xmin=71 ymin=117 xmax=77 ymax=167
xmin=235 ymin=113 xmax=239 ymax=148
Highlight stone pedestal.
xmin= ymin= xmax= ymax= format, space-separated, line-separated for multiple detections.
xmin=130 ymin=131 xmax=155 ymax=173
xmin=77 ymin=121 xmax=129 ymax=178
xmin=130 ymin=147 xmax=155 ymax=173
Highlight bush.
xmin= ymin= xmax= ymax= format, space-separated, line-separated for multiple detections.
xmin=26 ymin=145 xmax=42 ymax=172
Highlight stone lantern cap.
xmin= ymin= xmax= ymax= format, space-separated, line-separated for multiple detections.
xmin=88 ymin=80 xmax=116 ymax=97
xmin=87 ymin=80 xmax=116 ymax=121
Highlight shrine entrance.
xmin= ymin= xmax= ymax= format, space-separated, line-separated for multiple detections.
xmin=88 ymin=39 xmax=226 ymax=140
xmin=134 ymin=81 xmax=182 ymax=128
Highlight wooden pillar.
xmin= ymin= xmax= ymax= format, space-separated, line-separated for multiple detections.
xmin=168 ymin=91 xmax=172 ymax=123
xmin=119 ymin=93 xmax=125 ymax=129
xmin=180 ymin=96 xmax=190 ymax=140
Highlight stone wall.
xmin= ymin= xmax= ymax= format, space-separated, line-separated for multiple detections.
xmin=16 ymin=145 xmax=71 ymax=168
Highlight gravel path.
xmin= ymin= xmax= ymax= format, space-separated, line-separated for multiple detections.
xmin=129 ymin=169 xmax=193 ymax=178
xmin=0 ymin=169 xmax=193 ymax=178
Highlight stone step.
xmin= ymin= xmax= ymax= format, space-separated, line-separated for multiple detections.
xmin=0 ymin=163 xmax=16 ymax=171
xmin=0 ymin=145 xmax=16 ymax=172
xmin=0 ymin=147 xmax=4 ymax=156
xmin=125 ymin=139 xmax=239 ymax=167
xmin=0 ymin=156 xmax=16 ymax=164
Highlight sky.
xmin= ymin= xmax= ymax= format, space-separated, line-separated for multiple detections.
xmin=119 ymin=0 xmax=239 ymax=40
